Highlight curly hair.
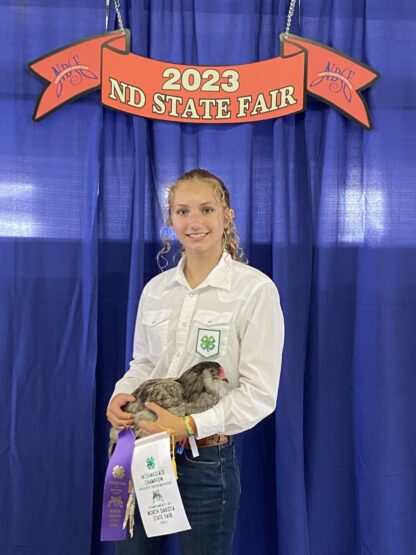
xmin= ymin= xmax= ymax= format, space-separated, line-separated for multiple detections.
xmin=157 ymin=168 xmax=247 ymax=270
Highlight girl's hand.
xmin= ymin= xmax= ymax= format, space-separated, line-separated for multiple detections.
xmin=138 ymin=402 xmax=196 ymax=442
xmin=106 ymin=393 xmax=135 ymax=429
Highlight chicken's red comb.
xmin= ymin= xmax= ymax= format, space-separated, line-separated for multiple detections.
xmin=218 ymin=365 xmax=226 ymax=379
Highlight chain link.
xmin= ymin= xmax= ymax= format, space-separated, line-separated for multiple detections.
xmin=284 ymin=0 xmax=298 ymax=40
xmin=114 ymin=0 xmax=125 ymax=32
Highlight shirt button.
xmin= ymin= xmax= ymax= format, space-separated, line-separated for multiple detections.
xmin=181 ymin=322 xmax=187 ymax=327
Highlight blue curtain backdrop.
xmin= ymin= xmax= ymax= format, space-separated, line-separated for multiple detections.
xmin=1 ymin=1 xmax=415 ymax=554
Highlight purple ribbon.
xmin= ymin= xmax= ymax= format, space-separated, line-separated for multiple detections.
xmin=101 ymin=428 xmax=135 ymax=541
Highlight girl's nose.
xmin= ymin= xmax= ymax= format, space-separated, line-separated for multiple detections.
xmin=188 ymin=212 xmax=203 ymax=226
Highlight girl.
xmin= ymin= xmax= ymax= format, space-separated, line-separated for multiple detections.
xmin=106 ymin=168 xmax=284 ymax=555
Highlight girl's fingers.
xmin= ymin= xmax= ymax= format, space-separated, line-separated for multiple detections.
xmin=108 ymin=404 xmax=135 ymax=419
xmin=110 ymin=417 xmax=134 ymax=429
xmin=107 ymin=409 xmax=134 ymax=429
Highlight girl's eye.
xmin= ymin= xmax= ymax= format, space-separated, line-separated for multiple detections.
xmin=176 ymin=209 xmax=188 ymax=215
xmin=203 ymin=207 xmax=214 ymax=214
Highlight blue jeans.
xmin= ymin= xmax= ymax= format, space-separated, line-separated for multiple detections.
xmin=115 ymin=441 xmax=241 ymax=555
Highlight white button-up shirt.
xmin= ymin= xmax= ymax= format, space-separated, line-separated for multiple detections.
xmin=111 ymin=252 xmax=284 ymax=438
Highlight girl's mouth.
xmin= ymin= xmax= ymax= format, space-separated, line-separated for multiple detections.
xmin=186 ymin=232 xmax=209 ymax=239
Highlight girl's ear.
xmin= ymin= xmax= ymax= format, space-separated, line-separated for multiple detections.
xmin=225 ymin=208 xmax=234 ymax=224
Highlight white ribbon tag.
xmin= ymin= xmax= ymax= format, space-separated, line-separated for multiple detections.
xmin=131 ymin=432 xmax=191 ymax=537
xmin=188 ymin=436 xmax=199 ymax=458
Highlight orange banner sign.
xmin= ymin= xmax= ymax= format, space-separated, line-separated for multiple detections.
xmin=28 ymin=30 xmax=379 ymax=129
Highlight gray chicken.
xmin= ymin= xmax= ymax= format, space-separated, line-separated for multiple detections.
xmin=109 ymin=361 xmax=230 ymax=453
xmin=108 ymin=361 xmax=231 ymax=537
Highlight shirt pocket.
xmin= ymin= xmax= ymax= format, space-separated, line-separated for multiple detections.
xmin=141 ymin=309 xmax=171 ymax=357
xmin=189 ymin=309 xmax=233 ymax=359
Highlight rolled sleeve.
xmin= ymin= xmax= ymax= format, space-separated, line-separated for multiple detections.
xmin=191 ymin=403 xmax=224 ymax=439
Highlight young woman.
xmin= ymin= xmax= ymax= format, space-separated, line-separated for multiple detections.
xmin=106 ymin=168 xmax=284 ymax=555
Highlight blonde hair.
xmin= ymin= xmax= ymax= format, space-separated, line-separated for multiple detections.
xmin=157 ymin=168 xmax=247 ymax=270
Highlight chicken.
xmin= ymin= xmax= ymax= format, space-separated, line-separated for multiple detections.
xmin=107 ymin=361 xmax=230 ymax=537
xmin=109 ymin=361 xmax=230 ymax=453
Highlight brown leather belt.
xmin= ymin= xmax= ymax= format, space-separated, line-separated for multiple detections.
xmin=184 ymin=434 xmax=229 ymax=449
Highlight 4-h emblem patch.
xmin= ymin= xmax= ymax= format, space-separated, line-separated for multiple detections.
xmin=196 ymin=328 xmax=220 ymax=358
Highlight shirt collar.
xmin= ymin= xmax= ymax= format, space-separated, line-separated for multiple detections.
xmin=173 ymin=251 xmax=232 ymax=291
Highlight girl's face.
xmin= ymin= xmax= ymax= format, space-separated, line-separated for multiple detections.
xmin=170 ymin=179 xmax=231 ymax=258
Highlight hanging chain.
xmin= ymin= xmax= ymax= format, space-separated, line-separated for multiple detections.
xmin=114 ymin=0 xmax=125 ymax=32
xmin=114 ymin=0 xmax=296 ymax=40
xmin=284 ymin=0 xmax=298 ymax=40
